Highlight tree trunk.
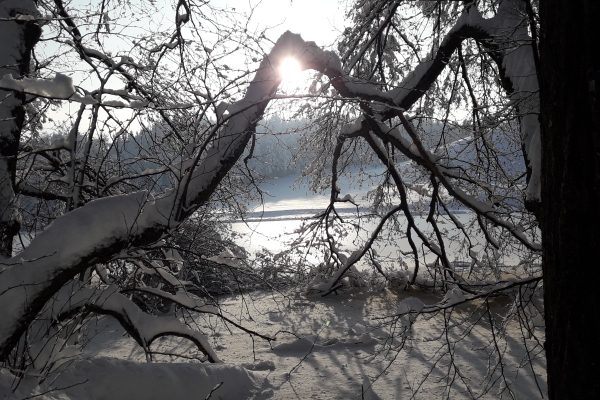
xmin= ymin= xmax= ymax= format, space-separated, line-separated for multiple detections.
xmin=0 ymin=0 xmax=41 ymax=258
xmin=539 ymin=1 xmax=600 ymax=398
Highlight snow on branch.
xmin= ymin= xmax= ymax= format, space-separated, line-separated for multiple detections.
xmin=0 ymin=30 xmax=340 ymax=361
xmin=384 ymin=275 xmax=543 ymax=318
xmin=0 ymin=73 xmax=97 ymax=104
xmin=44 ymin=283 xmax=220 ymax=362
xmin=445 ymin=1 xmax=541 ymax=203
xmin=322 ymin=0 xmax=541 ymax=203
xmin=300 ymin=2 xmax=541 ymax=252
xmin=130 ymin=287 xmax=276 ymax=343
xmin=0 ymin=10 xmax=542 ymax=359
xmin=0 ymin=73 xmax=183 ymax=109
xmin=0 ymin=190 xmax=171 ymax=359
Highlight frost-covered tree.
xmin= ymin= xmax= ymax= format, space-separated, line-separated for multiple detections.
xmin=284 ymin=0 xmax=597 ymax=398
xmin=0 ymin=0 xmax=277 ymax=372
xmin=272 ymin=1 xmax=546 ymax=396
xmin=0 ymin=0 xmax=597 ymax=398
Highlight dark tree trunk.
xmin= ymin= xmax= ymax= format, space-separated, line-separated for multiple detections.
xmin=0 ymin=2 xmax=41 ymax=258
xmin=539 ymin=1 xmax=600 ymax=398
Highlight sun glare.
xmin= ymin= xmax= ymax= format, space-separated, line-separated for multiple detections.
xmin=279 ymin=57 xmax=301 ymax=81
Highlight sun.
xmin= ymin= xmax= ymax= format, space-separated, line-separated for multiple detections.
xmin=279 ymin=57 xmax=301 ymax=81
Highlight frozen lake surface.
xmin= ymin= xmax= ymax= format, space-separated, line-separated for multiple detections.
xmin=232 ymin=174 xmax=521 ymax=266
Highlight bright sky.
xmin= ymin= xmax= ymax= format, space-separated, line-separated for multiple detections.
xmin=214 ymin=0 xmax=345 ymax=47
xmin=205 ymin=0 xmax=346 ymax=104
xmin=42 ymin=0 xmax=347 ymax=133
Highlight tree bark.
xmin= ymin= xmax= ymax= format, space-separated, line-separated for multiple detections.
xmin=0 ymin=0 xmax=41 ymax=258
xmin=539 ymin=1 xmax=600 ymax=398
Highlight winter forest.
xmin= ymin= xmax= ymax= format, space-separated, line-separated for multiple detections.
xmin=0 ymin=0 xmax=598 ymax=399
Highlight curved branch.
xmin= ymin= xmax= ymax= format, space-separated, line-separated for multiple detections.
xmin=129 ymin=287 xmax=275 ymax=343
xmin=0 ymin=31 xmax=320 ymax=360
xmin=48 ymin=283 xmax=220 ymax=362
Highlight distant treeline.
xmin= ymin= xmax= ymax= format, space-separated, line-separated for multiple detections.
xmin=247 ymin=116 xmax=474 ymax=178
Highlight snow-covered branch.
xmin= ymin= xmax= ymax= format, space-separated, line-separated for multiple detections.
xmin=315 ymin=1 xmax=541 ymax=204
xmin=44 ymin=283 xmax=220 ymax=362
xmin=0 ymin=73 xmax=97 ymax=104
xmin=0 ymin=0 xmax=542 ymax=361
xmin=0 ymin=30 xmax=340 ymax=361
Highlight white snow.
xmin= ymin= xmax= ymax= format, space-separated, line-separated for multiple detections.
xmin=340 ymin=117 xmax=364 ymax=135
xmin=362 ymin=375 xmax=383 ymax=400
xmin=204 ymin=250 xmax=240 ymax=268
xmin=442 ymin=288 xmax=467 ymax=306
xmin=0 ymin=7 xmax=548 ymax=397
xmin=28 ymin=337 xmax=81 ymax=374
xmin=0 ymin=73 xmax=96 ymax=104
xmin=81 ymin=46 xmax=109 ymax=60
xmin=397 ymin=296 xmax=426 ymax=314
xmin=339 ymin=194 xmax=355 ymax=203
xmin=0 ymin=289 xmax=546 ymax=399
xmin=101 ymin=99 xmax=128 ymax=108
xmin=0 ymin=358 xmax=267 ymax=400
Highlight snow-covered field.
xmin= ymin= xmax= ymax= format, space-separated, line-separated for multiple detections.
xmin=0 ymin=173 xmax=543 ymax=399
xmin=1 ymin=288 xmax=546 ymax=399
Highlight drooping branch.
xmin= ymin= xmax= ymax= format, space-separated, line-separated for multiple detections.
xmin=0 ymin=31 xmax=342 ymax=361
xmin=298 ymin=2 xmax=541 ymax=294
xmin=44 ymin=283 xmax=220 ymax=362
xmin=128 ymin=287 xmax=275 ymax=343
xmin=0 ymin=32 xmax=358 ymax=359
xmin=296 ymin=3 xmax=541 ymax=252
xmin=324 ymin=1 xmax=542 ymax=205
xmin=341 ymin=112 xmax=538 ymax=253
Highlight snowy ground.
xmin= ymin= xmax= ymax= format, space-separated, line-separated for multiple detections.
xmin=0 ymin=287 xmax=547 ymax=399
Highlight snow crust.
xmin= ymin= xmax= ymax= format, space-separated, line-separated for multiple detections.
xmin=0 ymin=289 xmax=545 ymax=399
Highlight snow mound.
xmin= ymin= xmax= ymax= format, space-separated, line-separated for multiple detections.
xmin=355 ymin=332 xmax=378 ymax=346
xmin=1 ymin=358 xmax=268 ymax=400
xmin=322 ymin=337 xmax=340 ymax=346
xmin=271 ymin=337 xmax=314 ymax=354
xmin=442 ymin=288 xmax=467 ymax=306
xmin=397 ymin=297 xmax=426 ymax=314
xmin=241 ymin=360 xmax=276 ymax=371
